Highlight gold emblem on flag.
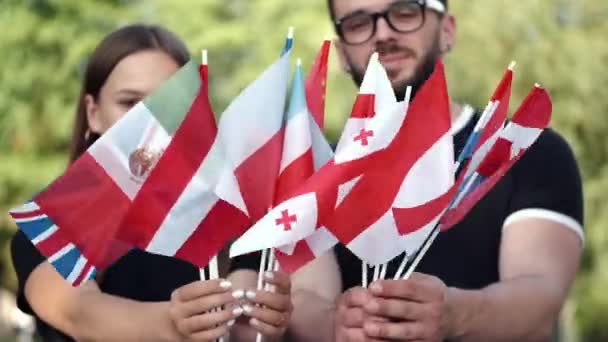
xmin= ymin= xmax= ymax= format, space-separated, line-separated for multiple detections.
xmin=128 ymin=147 xmax=163 ymax=181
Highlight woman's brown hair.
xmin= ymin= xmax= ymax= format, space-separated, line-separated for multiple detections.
xmin=69 ymin=24 xmax=190 ymax=163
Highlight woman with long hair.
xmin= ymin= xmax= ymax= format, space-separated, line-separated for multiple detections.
xmin=11 ymin=24 xmax=292 ymax=342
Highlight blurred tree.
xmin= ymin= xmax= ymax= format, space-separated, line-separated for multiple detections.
xmin=0 ymin=0 xmax=606 ymax=339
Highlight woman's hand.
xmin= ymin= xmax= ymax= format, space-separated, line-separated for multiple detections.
xmin=240 ymin=271 xmax=293 ymax=340
xmin=169 ymin=279 xmax=243 ymax=341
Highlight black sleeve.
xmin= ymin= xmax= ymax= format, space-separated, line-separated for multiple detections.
xmin=507 ymin=128 xmax=584 ymax=232
xmin=229 ymin=252 xmax=262 ymax=273
xmin=10 ymin=230 xmax=46 ymax=314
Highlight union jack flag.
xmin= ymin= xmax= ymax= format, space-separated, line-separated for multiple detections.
xmin=10 ymin=201 xmax=97 ymax=286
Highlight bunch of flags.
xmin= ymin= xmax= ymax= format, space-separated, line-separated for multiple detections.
xmin=10 ymin=28 xmax=553 ymax=287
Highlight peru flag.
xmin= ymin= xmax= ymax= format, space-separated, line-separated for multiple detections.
xmin=325 ymin=61 xmax=455 ymax=265
xmin=441 ymin=85 xmax=552 ymax=230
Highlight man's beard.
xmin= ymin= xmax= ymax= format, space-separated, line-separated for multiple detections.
xmin=346 ymin=39 xmax=442 ymax=102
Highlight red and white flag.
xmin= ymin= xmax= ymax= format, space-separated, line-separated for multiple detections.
xmin=441 ymin=85 xmax=552 ymax=230
xmin=325 ymin=61 xmax=455 ymax=265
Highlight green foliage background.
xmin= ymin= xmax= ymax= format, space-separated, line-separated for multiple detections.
xmin=0 ymin=0 xmax=606 ymax=340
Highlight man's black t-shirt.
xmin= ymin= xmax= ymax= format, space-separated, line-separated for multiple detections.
xmin=336 ymin=111 xmax=584 ymax=291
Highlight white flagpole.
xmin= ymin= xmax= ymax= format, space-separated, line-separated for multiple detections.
xmin=257 ymin=248 xmax=268 ymax=290
xmin=393 ymin=255 xmax=409 ymax=280
xmin=379 ymin=263 xmax=388 ymax=280
xmin=372 ymin=264 xmax=380 ymax=282
xmin=402 ymin=229 xmax=439 ymax=279
xmin=264 ymin=248 xmax=276 ymax=291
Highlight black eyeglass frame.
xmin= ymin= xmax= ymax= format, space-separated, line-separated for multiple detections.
xmin=334 ymin=0 xmax=429 ymax=45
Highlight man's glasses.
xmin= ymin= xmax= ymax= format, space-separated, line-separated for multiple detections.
xmin=334 ymin=0 xmax=446 ymax=45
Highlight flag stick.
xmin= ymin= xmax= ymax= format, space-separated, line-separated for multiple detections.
xmin=202 ymin=49 xmax=208 ymax=65
xmin=209 ymin=255 xmax=219 ymax=280
xmin=362 ymin=261 xmax=369 ymax=288
xmin=256 ymin=250 xmax=277 ymax=342
xmin=379 ymin=263 xmax=388 ymax=280
xmin=264 ymin=249 xmax=276 ymax=291
xmin=200 ymin=49 xmax=223 ymax=342
xmin=393 ymin=254 xmax=409 ymax=280
xmin=258 ymin=248 xmax=268 ymax=290
xmin=372 ymin=264 xmax=380 ymax=282
xmin=402 ymin=228 xmax=440 ymax=280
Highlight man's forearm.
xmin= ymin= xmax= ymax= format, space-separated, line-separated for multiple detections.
xmin=287 ymin=289 xmax=336 ymax=342
xmin=447 ymin=275 xmax=566 ymax=342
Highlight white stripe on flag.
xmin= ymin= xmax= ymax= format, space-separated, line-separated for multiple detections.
xmin=335 ymin=118 xmax=370 ymax=158
xmin=346 ymin=210 xmax=402 ymax=265
xmin=15 ymin=214 xmax=47 ymax=223
xmin=230 ymin=193 xmax=318 ymax=257
xmin=393 ymin=132 xmax=454 ymax=207
xmin=10 ymin=202 xmax=40 ymax=214
xmin=306 ymin=227 xmax=338 ymax=256
xmin=89 ymin=103 xmax=170 ymax=200
xmin=336 ymin=176 xmax=362 ymax=208
xmin=82 ymin=266 xmax=96 ymax=282
xmin=32 ymin=225 xmax=58 ymax=245
xmin=146 ymin=177 xmax=220 ymax=256
xmin=48 ymin=243 xmax=75 ymax=263
xmin=501 ymin=122 xmax=543 ymax=154
xmin=280 ymin=110 xmax=312 ymax=173
xmin=66 ymin=254 xmax=88 ymax=284
xmin=216 ymin=51 xmax=291 ymax=167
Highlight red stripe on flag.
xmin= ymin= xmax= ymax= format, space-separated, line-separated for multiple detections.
xmin=275 ymin=149 xmax=314 ymax=204
xmin=10 ymin=210 xmax=44 ymax=220
xmin=118 ymin=66 xmax=218 ymax=249
xmin=174 ymin=200 xmax=250 ymax=268
xmin=392 ymin=184 xmax=457 ymax=235
xmin=275 ymin=242 xmax=316 ymax=274
xmin=35 ymin=232 xmax=70 ymax=258
xmin=305 ymin=40 xmax=331 ymax=128
xmin=35 ymin=153 xmax=131 ymax=269
xmin=73 ymin=262 xmax=93 ymax=286
xmin=235 ymin=128 xmax=285 ymax=222
xmin=477 ymin=139 xmax=513 ymax=177
xmin=350 ymin=94 xmax=375 ymax=118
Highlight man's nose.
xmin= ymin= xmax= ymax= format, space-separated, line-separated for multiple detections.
xmin=375 ymin=16 xmax=395 ymax=42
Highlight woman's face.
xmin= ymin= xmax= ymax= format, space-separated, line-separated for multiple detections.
xmin=86 ymin=50 xmax=180 ymax=134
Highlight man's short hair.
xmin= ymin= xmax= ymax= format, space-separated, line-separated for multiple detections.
xmin=327 ymin=0 xmax=448 ymax=23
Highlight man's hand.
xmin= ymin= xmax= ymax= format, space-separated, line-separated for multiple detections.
xmin=334 ymin=287 xmax=375 ymax=342
xmin=362 ymin=273 xmax=451 ymax=341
